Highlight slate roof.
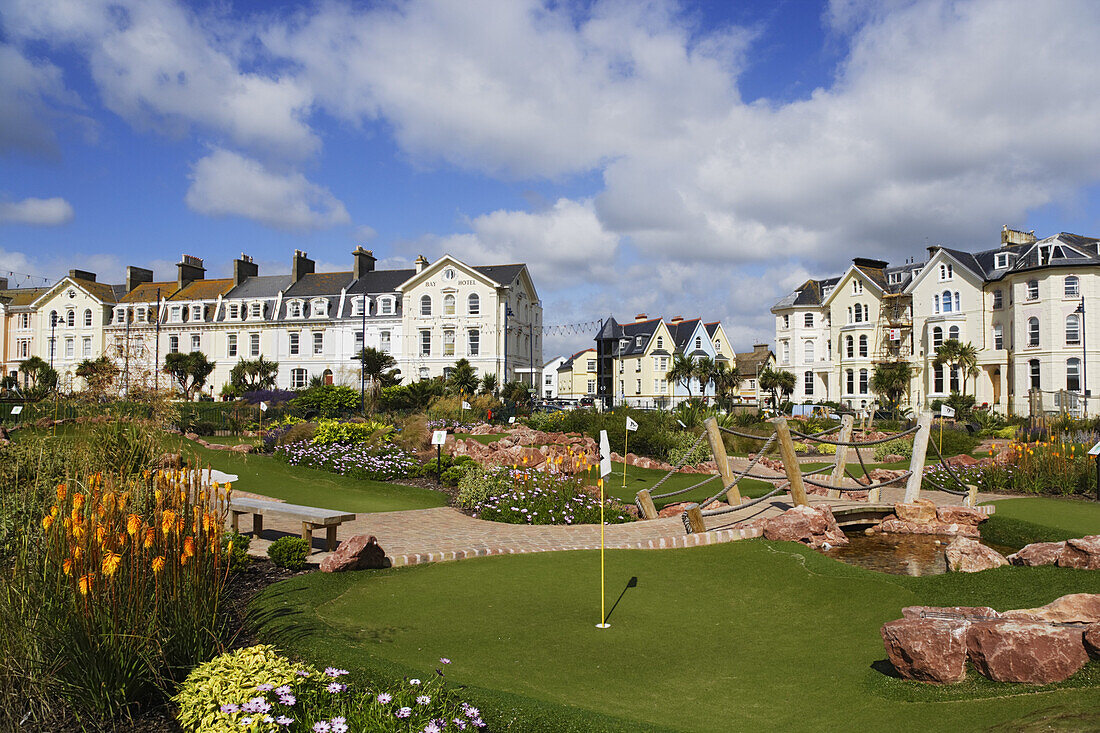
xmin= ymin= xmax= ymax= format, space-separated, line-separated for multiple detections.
xmin=120 ymin=282 xmax=177 ymax=304
xmin=283 ymin=272 xmax=354 ymax=298
xmin=594 ymin=317 xmax=664 ymax=357
xmin=735 ymin=345 xmax=773 ymax=373
xmin=346 ymin=269 xmax=416 ymax=295
xmin=558 ymin=348 xmax=595 ymax=371
xmin=223 ymin=275 xmax=292 ymax=300
xmin=170 ymin=278 xmax=235 ymax=301
xmin=0 ymin=287 xmax=49 ymax=307
xmin=473 ymin=264 xmax=525 ymax=286
xmin=667 ymin=318 xmax=702 ymax=353
xmin=772 ymin=276 xmax=841 ymax=312
xmin=73 ymin=278 xmax=122 ymax=303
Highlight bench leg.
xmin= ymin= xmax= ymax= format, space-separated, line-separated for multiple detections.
xmin=253 ymin=513 xmax=263 ymax=538
xmin=326 ymin=524 xmax=338 ymax=552
xmin=230 ymin=511 xmax=241 ymax=533
xmin=302 ymin=522 xmax=313 ymax=550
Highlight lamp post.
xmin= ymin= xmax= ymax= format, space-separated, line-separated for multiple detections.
xmin=1077 ymin=297 xmax=1087 ymax=414
xmin=49 ymin=311 xmax=57 ymax=369
xmin=360 ymin=293 xmax=367 ymax=414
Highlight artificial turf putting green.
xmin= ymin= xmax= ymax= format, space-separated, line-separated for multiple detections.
xmin=591 ymin=462 xmax=777 ymax=509
xmin=979 ymin=496 xmax=1100 ymax=549
xmin=454 ymin=432 xmax=507 ymax=445
xmin=253 ymin=539 xmax=1100 ymax=733
xmin=171 ymin=437 xmax=447 ymax=514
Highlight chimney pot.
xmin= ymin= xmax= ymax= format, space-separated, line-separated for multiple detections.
xmin=126 ymin=266 xmax=153 ymax=292
xmin=234 ymin=253 xmax=259 ymax=287
xmin=291 ymin=250 xmax=315 ymax=283
xmin=634 ymin=313 xmax=647 ymax=322
xmin=176 ymin=255 xmax=205 ymax=289
xmin=69 ymin=269 xmax=97 ymax=282
xmin=353 ymin=246 xmax=377 ymax=279
xmin=415 ymin=255 xmax=429 ymax=274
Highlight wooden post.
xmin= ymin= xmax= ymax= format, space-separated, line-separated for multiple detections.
xmin=636 ymin=488 xmax=658 ymax=520
xmin=302 ymin=522 xmax=313 ymax=549
xmin=684 ymin=503 xmax=706 ymax=534
xmin=772 ymin=417 xmax=808 ymax=506
xmin=326 ymin=524 xmax=338 ymax=552
xmin=253 ymin=513 xmax=263 ymax=537
xmin=827 ymin=414 xmax=854 ymax=499
xmin=965 ymin=484 xmax=978 ymax=508
xmin=230 ymin=510 xmax=241 ymax=534
xmin=903 ymin=410 xmax=934 ymax=503
xmin=704 ymin=417 xmax=741 ymax=505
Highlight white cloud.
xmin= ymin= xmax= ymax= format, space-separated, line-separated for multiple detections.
xmin=0 ymin=196 xmax=75 ymax=226
xmin=185 ymin=148 xmax=349 ymax=231
xmin=0 ymin=43 xmax=81 ymax=156
xmin=352 ymin=224 xmax=378 ymax=242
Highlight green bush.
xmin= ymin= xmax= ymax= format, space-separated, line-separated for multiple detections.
xmin=873 ymin=438 xmax=913 ymax=462
xmin=417 ymin=454 xmax=477 ymax=486
xmin=311 ymin=418 xmax=392 ymax=446
xmin=266 ymin=536 xmax=310 ymax=570
xmin=455 ymin=465 xmax=514 ymax=509
xmin=929 ymin=427 xmax=980 ymax=458
xmin=993 ymin=426 xmax=1017 ymax=440
xmin=665 ymin=431 xmax=710 ymax=466
xmin=173 ymin=645 xmax=320 ymax=733
xmin=221 ymin=531 xmax=251 ymax=572
xmin=290 ymin=385 xmax=360 ymax=418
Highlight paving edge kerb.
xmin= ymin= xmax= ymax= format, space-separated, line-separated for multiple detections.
xmin=387 ymin=525 xmax=766 ymax=567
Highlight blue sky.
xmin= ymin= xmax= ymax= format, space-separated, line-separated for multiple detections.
xmin=3 ymin=0 xmax=1100 ymax=357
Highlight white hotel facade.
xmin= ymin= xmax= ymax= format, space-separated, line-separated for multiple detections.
xmin=772 ymin=227 xmax=1098 ymax=416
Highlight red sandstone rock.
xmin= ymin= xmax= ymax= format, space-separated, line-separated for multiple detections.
xmin=763 ymin=505 xmax=848 ymax=549
xmin=1001 ymin=594 xmax=1100 ymax=624
xmin=881 ymin=453 xmax=906 ymax=463
xmin=1008 ymin=541 xmax=1066 ymax=567
xmin=935 ymin=506 xmax=987 ymax=526
xmin=895 ymin=499 xmax=938 ymax=524
xmin=320 ymin=534 xmax=389 ymax=573
xmin=868 ymin=468 xmax=906 ymax=483
xmin=1057 ymin=535 xmax=1100 ymax=570
xmin=966 ymin=620 xmax=1089 ymax=684
xmin=881 ymin=618 xmax=969 ymax=683
xmin=1085 ymin=623 xmax=1100 ymax=657
xmin=230 ymin=443 xmax=253 ymax=454
xmin=657 ymin=502 xmax=691 ymax=518
xmin=875 ymin=518 xmax=980 ymax=538
xmin=945 ymin=536 xmax=1008 ymax=572
xmin=901 ymin=606 xmax=1000 ymax=621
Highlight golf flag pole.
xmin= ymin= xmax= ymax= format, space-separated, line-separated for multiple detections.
xmin=623 ymin=416 xmax=639 ymax=489
xmin=939 ymin=404 xmax=954 ymax=454
xmin=597 ymin=429 xmax=612 ymax=629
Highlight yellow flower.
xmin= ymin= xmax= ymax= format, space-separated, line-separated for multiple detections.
xmin=225 ymin=482 xmax=233 ymax=493
xmin=73 ymin=546 xmax=83 ymax=560
xmin=102 ymin=552 xmax=122 ymax=577
xmin=96 ymin=526 xmax=107 ymax=545
xmin=73 ymin=494 xmax=86 ymax=512
xmin=144 ymin=528 xmax=156 ymax=549
xmin=62 ymin=558 xmax=73 ymax=575
xmin=182 ymin=536 xmax=195 ymax=559
xmin=42 ymin=515 xmax=54 ymax=532
xmin=161 ymin=510 xmax=177 ymax=535
xmin=155 ymin=489 xmax=163 ymax=506
xmin=127 ymin=514 xmax=141 ymax=537
xmin=151 ymin=556 xmax=165 ymax=574
xmin=78 ymin=574 xmax=93 ymax=595
xmin=57 ymin=483 xmax=67 ymax=502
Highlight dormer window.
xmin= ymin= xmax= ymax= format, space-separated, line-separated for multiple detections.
xmin=378 ymin=297 xmax=394 ymax=316
xmin=822 ymin=285 xmax=833 ymax=297
xmin=249 ymin=302 xmax=263 ymax=320
xmin=310 ymin=299 xmax=328 ymax=318
xmin=228 ymin=303 xmax=241 ymax=320
xmin=995 ymin=253 xmax=1011 ymax=269
xmin=191 ymin=304 xmax=203 ymax=322
xmin=169 ymin=305 xmax=183 ymax=323
xmin=114 ymin=306 xmax=126 ymax=323
xmin=636 ymin=335 xmax=643 ymax=348
xmin=135 ymin=307 xmax=147 ymax=324
xmin=287 ymin=301 xmax=303 ymax=319
xmin=351 ymin=297 xmax=367 ymax=317
xmin=888 ymin=272 xmax=902 ymax=284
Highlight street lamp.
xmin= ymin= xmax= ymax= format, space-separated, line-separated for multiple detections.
xmin=49 ymin=311 xmax=58 ymax=369
xmin=1076 ymin=297 xmax=1087 ymax=413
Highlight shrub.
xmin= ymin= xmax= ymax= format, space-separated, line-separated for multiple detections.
xmin=241 ymin=389 xmax=296 ymax=405
xmin=221 ymin=530 xmax=251 ymax=572
xmin=267 ymin=536 xmax=310 ymax=571
xmin=279 ymin=421 xmax=317 ymax=446
xmin=873 ymin=438 xmax=913 ymax=462
xmin=456 ymin=465 xmax=514 ymax=509
xmin=666 ymin=431 xmax=711 ymax=466
xmin=416 ymin=454 xmax=477 ymax=486
xmin=959 ymin=438 xmax=1096 ymax=497
xmin=392 ymin=413 xmax=430 ymax=452
xmin=311 ymin=418 xmax=393 ymax=446
xmin=929 ymin=426 xmax=980 ymax=458
xmin=993 ymin=425 xmax=1017 ymax=440
xmin=290 ymin=385 xmax=360 ymax=418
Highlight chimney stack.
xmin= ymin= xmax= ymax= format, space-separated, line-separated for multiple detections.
xmin=69 ymin=269 xmax=97 ymax=282
xmin=291 ymin=250 xmax=315 ymax=283
xmin=234 ymin=253 xmax=258 ymax=286
xmin=352 ymin=246 xmax=377 ymax=279
xmin=414 ymin=254 xmax=429 ymax=274
xmin=126 ymin=266 xmax=153 ymax=292
xmin=0 ymin=277 xmax=8 ymax=290
xmin=634 ymin=313 xmax=648 ymax=322
xmin=670 ymin=315 xmax=683 ymax=323
xmin=176 ymin=254 xmax=205 ymax=290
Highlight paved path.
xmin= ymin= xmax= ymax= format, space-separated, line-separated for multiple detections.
xmin=236 ymin=483 xmax=999 ymax=568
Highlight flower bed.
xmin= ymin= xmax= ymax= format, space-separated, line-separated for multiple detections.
xmin=464 ymin=468 xmax=635 ymax=525
xmin=928 ymin=439 xmax=1095 ymax=496
xmin=273 ymin=441 xmax=419 ymax=482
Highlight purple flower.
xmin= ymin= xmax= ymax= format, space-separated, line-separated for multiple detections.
xmin=417 ymin=694 xmax=431 ymax=705
xmin=220 ymin=703 xmax=240 ymax=714
xmin=440 ymin=657 xmax=451 ymax=664
xmin=424 ymin=722 xmax=441 ymax=733
xmin=278 ymin=693 xmax=296 ymax=706
xmin=331 ymin=718 xmax=349 ymax=733
xmin=313 ymin=723 xmax=331 ymax=733
xmin=239 ymin=718 xmax=253 ymax=727
xmin=324 ymin=667 xmax=349 ymax=677
xmin=295 ymin=670 xmax=311 ymax=677
xmin=276 ymin=716 xmax=294 ymax=726
xmin=326 ymin=682 xmax=346 ymax=694
xmin=396 ymin=706 xmax=412 ymax=718
xmin=464 ymin=706 xmax=480 ymax=719
xmin=377 ymin=692 xmax=393 ymax=704
xmin=274 ymin=685 xmax=292 ymax=695
xmin=454 ymin=717 xmax=468 ymax=730
xmin=256 ymin=683 xmax=274 ymax=691
xmin=409 ymin=678 xmax=422 ymax=686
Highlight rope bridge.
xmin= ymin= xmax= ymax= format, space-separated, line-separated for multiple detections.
xmin=629 ymin=410 xmax=976 ymax=534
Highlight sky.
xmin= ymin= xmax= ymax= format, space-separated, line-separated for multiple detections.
xmin=3 ymin=0 xmax=1100 ymax=359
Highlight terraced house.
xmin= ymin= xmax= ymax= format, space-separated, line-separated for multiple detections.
xmin=14 ymin=249 xmax=539 ymax=396
xmin=773 ymin=226 xmax=1099 ymax=416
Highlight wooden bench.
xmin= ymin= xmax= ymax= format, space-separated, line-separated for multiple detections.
xmin=228 ymin=497 xmax=355 ymax=552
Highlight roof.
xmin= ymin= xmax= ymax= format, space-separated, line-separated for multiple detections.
xmin=558 ymin=348 xmax=596 ymax=371
xmin=735 ymin=345 xmax=773 ymax=371
xmin=346 ymin=269 xmax=416 ymax=295
xmin=666 ymin=318 xmax=702 ymax=353
xmin=283 ymin=272 xmax=354 ymax=298
xmin=473 ymin=264 xmax=525 ymax=286
xmin=0 ymin=287 xmax=49 ymax=307
xmin=120 ymin=282 xmax=177 ymax=304
xmin=169 ymin=278 xmax=235 ymax=301
xmin=594 ymin=317 xmax=664 ymax=357
xmin=70 ymin=278 xmax=121 ymax=303
xmin=223 ymin=275 xmax=292 ymax=300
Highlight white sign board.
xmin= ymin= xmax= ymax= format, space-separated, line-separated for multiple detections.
xmin=461 ymin=401 xmax=471 ymax=410
xmin=10 ymin=405 xmax=22 ymax=415
xmin=259 ymin=401 xmax=268 ymax=412
xmin=599 ymin=429 xmax=612 ymax=478
xmin=940 ymin=404 xmax=956 ymax=418
xmin=431 ymin=430 xmax=448 ymax=446
xmin=508 ymin=416 xmax=516 ymax=424
xmin=1089 ymin=441 xmax=1100 ymax=457
xmin=625 ymin=416 xmax=639 ymax=432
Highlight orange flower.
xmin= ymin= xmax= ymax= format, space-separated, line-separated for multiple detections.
xmin=73 ymin=546 xmax=83 ymax=560
xmin=161 ymin=510 xmax=177 ymax=535
xmin=127 ymin=514 xmax=141 ymax=537
xmin=57 ymin=483 xmax=67 ymax=502
xmin=78 ymin=574 xmax=93 ymax=595
xmin=155 ymin=489 xmax=163 ymax=507
xmin=143 ymin=528 xmax=156 ymax=548
xmin=182 ymin=536 xmax=195 ymax=559
xmin=151 ymin=556 xmax=165 ymax=573
xmin=102 ymin=552 xmax=122 ymax=577
xmin=73 ymin=494 xmax=86 ymax=512
xmin=96 ymin=526 xmax=107 ymax=545
xmin=42 ymin=515 xmax=54 ymax=532
xmin=62 ymin=558 xmax=73 ymax=575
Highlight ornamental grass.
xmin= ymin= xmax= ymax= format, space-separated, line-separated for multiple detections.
xmin=5 ymin=464 xmax=233 ymax=723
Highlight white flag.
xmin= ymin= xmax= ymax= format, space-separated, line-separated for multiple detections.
xmin=940 ymin=404 xmax=955 ymax=418
xmin=259 ymin=401 xmax=268 ymax=412
xmin=599 ymin=430 xmax=612 ymax=477
xmin=625 ymin=416 xmax=639 ymax=432
xmin=461 ymin=401 xmax=471 ymax=410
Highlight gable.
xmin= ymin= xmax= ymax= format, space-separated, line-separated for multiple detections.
xmin=398 ymin=255 xmax=502 ymax=292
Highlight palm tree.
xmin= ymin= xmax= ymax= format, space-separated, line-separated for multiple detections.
xmin=711 ymin=362 xmax=743 ymax=410
xmin=758 ymin=366 xmax=796 ymax=410
xmin=75 ymin=355 xmax=119 ymax=397
xmin=934 ymin=339 xmax=980 ymax=396
xmin=667 ymin=353 xmax=697 ymax=400
xmin=478 ymin=373 xmax=498 ymax=397
xmin=354 ymin=347 xmax=398 ymax=409
xmin=871 ymin=360 xmax=914 ymax=416
xmin=693 ymin=355 xmax=716 ymax=400
xmin=447 ymin=358 xmax=479 ymax=396
xmin=19 ymin=356 xmax=58 ymax=400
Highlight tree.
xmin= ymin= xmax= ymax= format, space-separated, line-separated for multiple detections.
xmin=667 ymin=353 xmax=697 ymax=398
xmin=353 ymin=347 xmax=399 ymax=409
xmin=933 ymin=339 xmax=980 ymax=396
xmin=75 ymin=355 xmax=119 ymax=397
xmin=447 ymin=358 xmax=479 ymax=396
xmin=478 ymin=373 xmax=498 ymax=397
xmin=501 ymin=380 xmax=533 ymax=407
xmin=758 ymin=366 xmax=796 ymax=410
xmin=712 ymin=362 xmax=743 ymax=410
xmin=163 ymin=351 xmax=215 ymax=400
xmin=871 ymin=360 xmax=914 ymax=415
xmin=693 ymin=355 xmax=716 ymax=399
xmin=19 ymin=356 xmax=58 ymax=400
xmin=229 ymin=356 xmax=279 ymax=393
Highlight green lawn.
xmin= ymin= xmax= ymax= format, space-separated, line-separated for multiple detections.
xmin=979 ymin=496 xmax=1100 ymax=549
xmin=454 ymin=432 xmax=506 ymax=445
xmin=171 ymin=437 xmax=447 ymax=513
xmin=591 ymin=462 xmax=777 ymax=509
xmin=253 ymin=540 xmax=1100 ymax=733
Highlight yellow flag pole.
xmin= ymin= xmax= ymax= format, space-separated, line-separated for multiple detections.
xmin=622 ymin=427 xmax=628 ymax=490
xmin=596 ymin=477 xmax=609 ymax=628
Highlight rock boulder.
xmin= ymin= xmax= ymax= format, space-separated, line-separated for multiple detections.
xmin=320 ymin=534 xmax=390 ymax=573
xmin=1057 ymin=535 xmax=1100 ymax=570
xmin=763 ymin=505 xmax=848 ymax=549
xmin=901 ymin=606 xmax=1000 ymax=621
xmin=966 ymin=620 xmax=1089 ymax=684
xmin=880 ymin=618 xmax=969 ymax=683
xmin=935 ymin=506 xmax=987 ymax=526
xmin=894 ymin=499 xmax=938 ymax=524
xmin=1085 ymin=623 xmax=1100 ymax=657
xmin=945 ymin=536 xmax=1008 ymax=573
xmin=1001 ymin=594 xmax=1100 ymax=625
xmin=1007 ymin=541 xmax=1066 ymax=567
